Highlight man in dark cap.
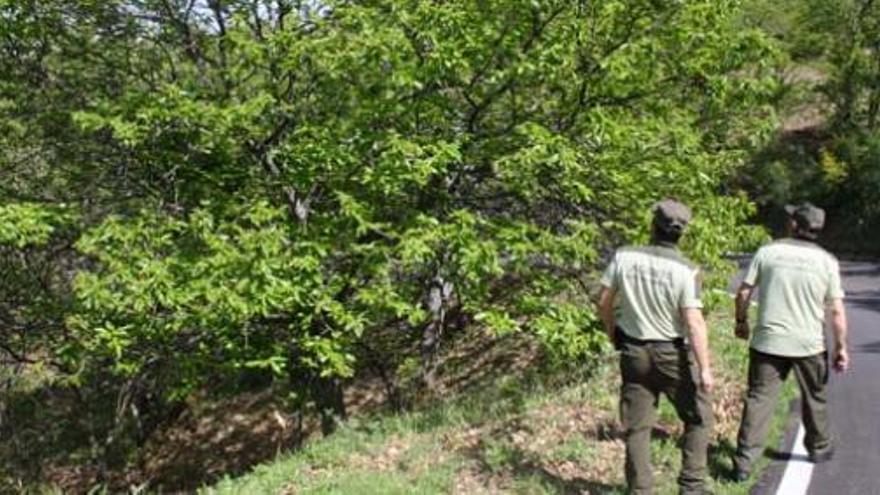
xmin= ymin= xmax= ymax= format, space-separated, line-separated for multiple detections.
xmin=732 ymin=202 xmax=849 ymax=481
xmin=598 ymin=199 xmax=715 ymax=495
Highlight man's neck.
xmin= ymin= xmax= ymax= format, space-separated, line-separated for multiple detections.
xmin=790 ymin=233 xmax=817 ymax=243
xmin=652 ymin=240 xmax=678 ymax=249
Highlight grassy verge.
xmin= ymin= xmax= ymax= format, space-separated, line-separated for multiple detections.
xmin=204 ymin=311 xmax=796 ymax=495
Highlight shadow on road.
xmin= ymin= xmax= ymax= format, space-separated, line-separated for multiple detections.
xmin=846 ymin=296 xmax=880 ymax=316
xmin=853 ymin=340 xmax=880 ymax=354
xmin=840 ymin=264 xmax=880 ymax=277
xmin=765 ymin=449 xmax=810 ymax=463
xmin=844 ymin=289 xmax=880 ymax=299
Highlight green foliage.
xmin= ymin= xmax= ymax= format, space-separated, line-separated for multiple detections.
xmin=809 ymin=1 xmax=880 ymax=250
xmin=682 ymin=195 xmax=769 ymax=309
xmin=828 ymin=131 xmax=880 ymax=225
xmin=740 ymin=0 xmax=823 ymax=60
xmin=0 ymin=0 xmax=783 ymax=488
xmin=53 ymin=0 xmax=778 ymax=398
xmin=796 ymin=0 xmax=880 ymax=130
xmin=0 ymin=204 xmax=75 ymax=248
xmin=819 ymin=148 xmax=848 ymax=185
xmin=737 ymin=1 xmax=880 ymax=251
xmin=0 ymin=202 xmax=76 ymax=366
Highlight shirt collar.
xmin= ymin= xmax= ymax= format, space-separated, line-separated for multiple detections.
xmin=782 ymin=236 xmax=818 ymax=247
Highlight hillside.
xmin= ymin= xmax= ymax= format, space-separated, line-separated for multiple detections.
xmin=203 ymin=312 xmax=794 ymax=495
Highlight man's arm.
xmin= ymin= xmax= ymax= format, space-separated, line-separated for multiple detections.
xmin=683 ymin=308 xmax=714 ymax=393
xmin=830 ymin=298 xmax=849 ymax=372
xmin=734 ymin=282 xmax=755 ymax=340
xmin=598 ymin=286 xmax=617 ymax=343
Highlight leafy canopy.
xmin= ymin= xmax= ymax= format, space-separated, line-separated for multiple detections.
xmin=2 ymin=0 xmax=776 ymax=401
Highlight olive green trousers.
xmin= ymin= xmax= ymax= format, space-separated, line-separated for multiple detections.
xmin=734 ymin=349 xmax=831 ymax=473
xmin=619 ymin=337 xmax=713 ymax=495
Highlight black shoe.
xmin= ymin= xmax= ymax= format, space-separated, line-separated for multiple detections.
xmin=808 ymin=448 xmax=834 ymax=463
xmin=731 ymin=468 xmax=750 ymax=483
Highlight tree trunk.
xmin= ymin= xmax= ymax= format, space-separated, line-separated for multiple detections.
xmin=313 ymin=374 xmax=346 ymax=436
xmin=420 ymin=274 xmax=454 ymax=392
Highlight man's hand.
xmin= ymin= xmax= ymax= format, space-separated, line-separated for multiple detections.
xmin=734 ymin=282 xmax=754 ymax=341
xmin=830 ymin=298 xmax=848 ymax=373
xmin=598 ymin=286 xmax=616 ymax=342
xmin=834 ymin=345 xmax=849 ymax=373
xmin=699 ymin=367 xmax=714 ymax=394
xmin=682 ymin=308 xmax=713 ymax=394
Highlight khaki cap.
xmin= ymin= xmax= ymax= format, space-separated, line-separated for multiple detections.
xmin=785 ymin=202 xmax=825 ymax=231
xmin=653 ymin=199 xmax=692 ymax=234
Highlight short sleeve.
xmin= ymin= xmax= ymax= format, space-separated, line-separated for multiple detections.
xmin=743 ymin=250 xmax=762 ymax=287
xmin=826 ymin=258 xmax=845 ymax=301
xmin=679 ymin=269 xmax=703 ymax=309
xmin=600 ymin=255 xmax=618 ymax=290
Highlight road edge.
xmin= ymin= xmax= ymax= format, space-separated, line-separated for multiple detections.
xmin=749 ymin=398 xmax=803 ymax=495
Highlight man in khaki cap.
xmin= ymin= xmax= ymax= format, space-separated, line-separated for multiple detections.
xmin=598 ymin=199 xmax=714 ymax=495
xmin=732 ymin=202 xmax=849 ymax=481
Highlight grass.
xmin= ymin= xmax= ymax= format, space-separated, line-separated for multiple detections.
xmin=204 ymin=311 xmax=797 ymax=495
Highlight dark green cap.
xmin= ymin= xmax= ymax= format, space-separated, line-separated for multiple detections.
xmin=653 ymin=199 xmax=692 ymax=234
xmin=785 ymin=202 xmax=825 ymax=231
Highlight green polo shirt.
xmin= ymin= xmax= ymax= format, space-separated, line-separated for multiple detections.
xmin=601 ymin=244 xmax=703 ymax=341
xmin=744 ymin=238 xmax=845 ymax=357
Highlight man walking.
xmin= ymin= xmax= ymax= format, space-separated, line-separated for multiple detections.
xmin=732 ymin=202 xmax=849 ymax=481
xmin=598 ymin=199 xmax=714 ymax=495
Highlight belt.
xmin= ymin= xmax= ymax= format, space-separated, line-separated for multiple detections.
xmin=617 ymin=328 xmax=686 ymax=348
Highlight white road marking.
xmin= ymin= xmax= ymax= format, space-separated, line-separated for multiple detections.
xmin=775 ymin=423 xmax=814 ymax=495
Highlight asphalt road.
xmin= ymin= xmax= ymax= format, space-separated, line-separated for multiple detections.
xmin=806 ymin=261 xmax=880 ymax=494
xmin=730 ymin=258 xmax=880 ymax=494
